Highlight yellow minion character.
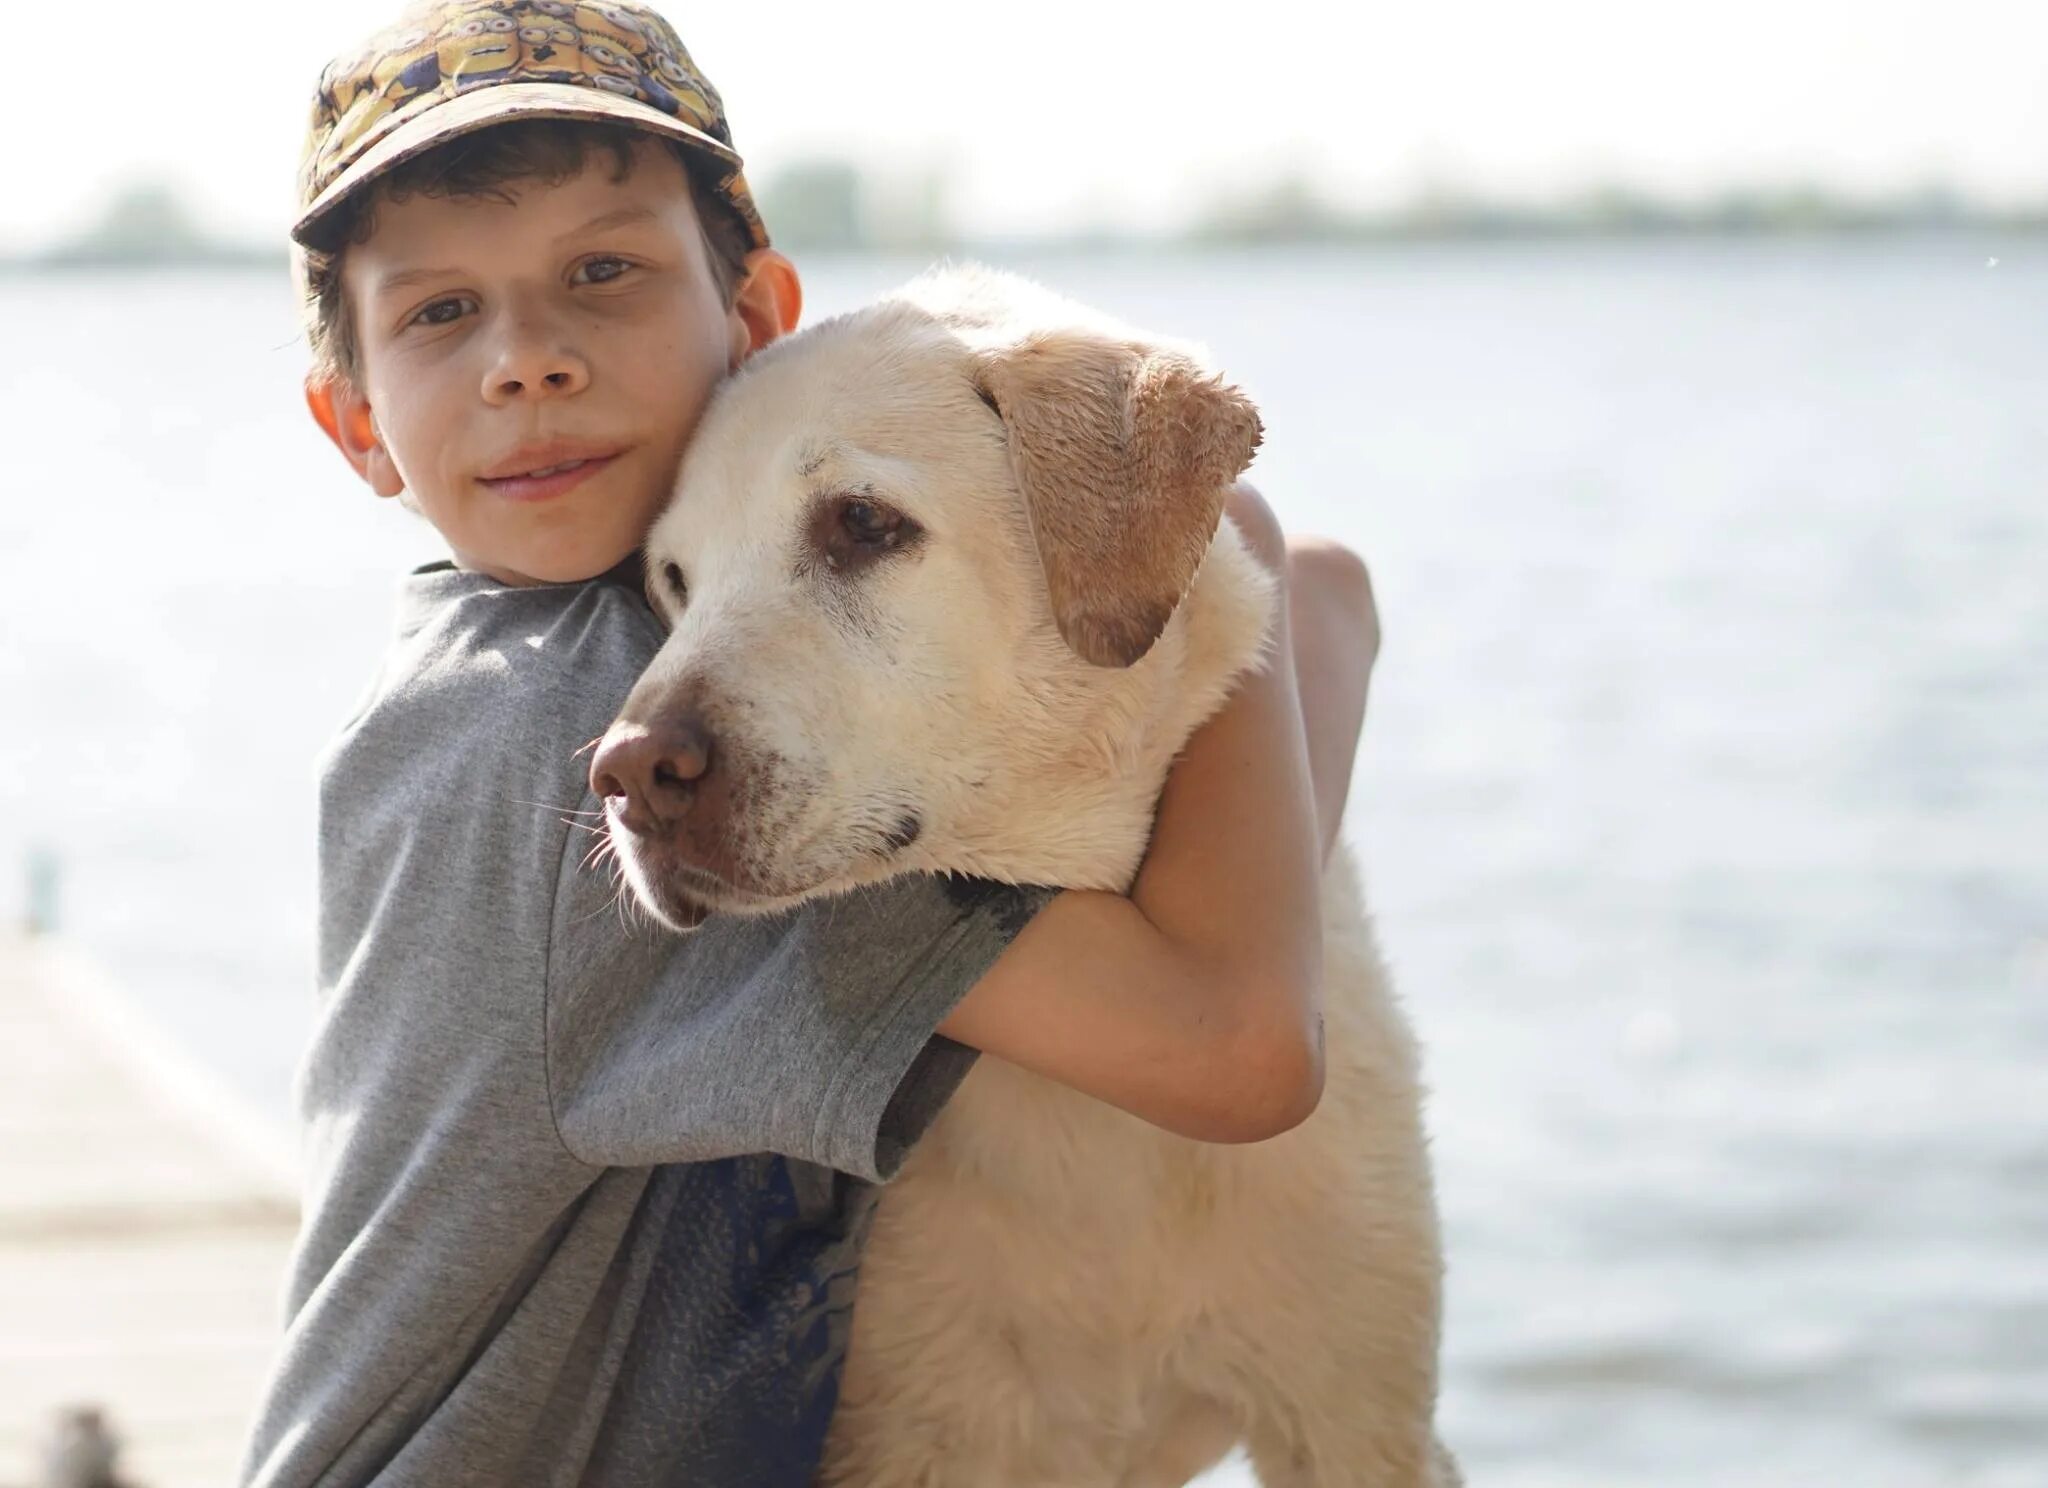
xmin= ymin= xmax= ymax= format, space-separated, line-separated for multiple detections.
xmin=307 ymin=27 xmax=446 ymax=181
xmin=516 ymin=20 xmax=578 ymax=67
xmin=646 ymin=47 xmax=692 ymax=89
xmin=578 ymin=35 xmax=643 ymax=77
xmin=436 ymin=8 xmax=521 ymax=85
xmin=660 ymin=81 xmax=715 ymax=127
xmin=366 ymin=29 xmax=442 ymax=107
xmin=582 ymin=4 xmax=651 ymax=45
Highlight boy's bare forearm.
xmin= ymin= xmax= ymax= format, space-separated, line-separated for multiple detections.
xmin=938 ymin=888 xmax=1304 ymax=1141
xmin=1125 ymin=485 xmax=1324 ymax=1070
xmin=941 ymin=484 xmax=1329 ymax=1141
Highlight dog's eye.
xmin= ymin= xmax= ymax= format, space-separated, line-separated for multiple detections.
xmin=840 ymin=498 xmax=902 ymax=546
xmin=648 ymin=559 xmax=688 ymax=615
xmin=809 ymin=494 xmax=925 ymax=576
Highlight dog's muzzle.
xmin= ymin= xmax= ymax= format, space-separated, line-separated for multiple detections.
xmin=589 ymin=702 xmax=766 ymax=919
xmin=590 ymin=714 xmax=713 ymax=840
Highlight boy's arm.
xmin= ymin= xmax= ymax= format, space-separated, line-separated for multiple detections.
xmin=939 ymin=486 xmax=1377 ymax=1144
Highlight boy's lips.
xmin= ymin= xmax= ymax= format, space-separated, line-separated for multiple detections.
xmin=478 ymin=442 xmax=626 ymax=503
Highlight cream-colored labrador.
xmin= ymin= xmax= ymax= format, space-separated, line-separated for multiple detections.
xmin=600 ymin=265 xmax=1455 ymax=1487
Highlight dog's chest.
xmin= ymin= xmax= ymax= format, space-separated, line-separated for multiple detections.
xmin=896 ymin=1057 xmax=1254 ymax=1288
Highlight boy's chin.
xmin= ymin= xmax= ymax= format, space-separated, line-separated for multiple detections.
xmin=451 ymin=529 xmax=646 ymax=589
xmin=486 ymin=551 xmax=642 ymax=588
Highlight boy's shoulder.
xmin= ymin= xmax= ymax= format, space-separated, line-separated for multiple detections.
xmin=391 ymin=561 xmax=660 ymax=700
xmin=338 ymin=562 xmax=660 ymax=776
xmin=319 ymin=561 xmax=661 ymax=891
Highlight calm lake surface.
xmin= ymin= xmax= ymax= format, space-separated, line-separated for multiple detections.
xmin=3 ymin=240 xmax=2044 ymax=1486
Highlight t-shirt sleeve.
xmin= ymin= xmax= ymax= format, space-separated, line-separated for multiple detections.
xmin=543 ymin=815 xmax=1052 ymax=1181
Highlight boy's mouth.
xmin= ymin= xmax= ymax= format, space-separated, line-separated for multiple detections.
xmin=478 ymin=444 xmax=625 ymax=503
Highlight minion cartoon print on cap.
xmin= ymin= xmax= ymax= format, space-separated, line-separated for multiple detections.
xmin=293 ymin=0 xmax=767 ymax=250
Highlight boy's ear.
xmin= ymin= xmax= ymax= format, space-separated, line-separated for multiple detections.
xmin=727 ymin=249 xmax=803 ymax=367
xmin=304 ymin=375 xmax=404 ymax=498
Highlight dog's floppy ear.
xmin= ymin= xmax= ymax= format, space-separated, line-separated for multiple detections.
xmin=976 ymin=330 xmax=1263 ymax=667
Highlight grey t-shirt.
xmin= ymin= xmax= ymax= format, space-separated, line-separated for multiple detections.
xmin=239 ymin=564 xmax=1046 ymax=1488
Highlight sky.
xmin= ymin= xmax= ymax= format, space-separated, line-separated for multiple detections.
xmin=3 ymin=0 xmax=2043 ymax=251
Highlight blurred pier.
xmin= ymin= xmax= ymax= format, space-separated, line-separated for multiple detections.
xmin=0 ymin=933 xmax=297 ymax=1488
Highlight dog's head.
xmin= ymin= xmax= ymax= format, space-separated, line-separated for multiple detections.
xmin=593 ymin=266 xmax=1268 ymax=930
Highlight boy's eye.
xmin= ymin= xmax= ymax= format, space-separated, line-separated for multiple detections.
xmin=409 ymin=295 xmax=476 ymax=328
xmin=573 ymin=257 xmax=633 ymax=286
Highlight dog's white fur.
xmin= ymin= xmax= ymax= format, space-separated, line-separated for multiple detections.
xmin=610 ymin=266 xmax=1455 ymax=1486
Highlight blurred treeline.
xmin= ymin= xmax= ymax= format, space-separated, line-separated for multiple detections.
xmin=11 ymin=160 xmax=2044 ymax=270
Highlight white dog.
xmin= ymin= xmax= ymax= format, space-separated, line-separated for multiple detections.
xmin=598 ymin=266 xmax=1455 ymax=1487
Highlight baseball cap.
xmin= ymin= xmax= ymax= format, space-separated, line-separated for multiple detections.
xmin=293 ymin=0 xmax=768 ymax=250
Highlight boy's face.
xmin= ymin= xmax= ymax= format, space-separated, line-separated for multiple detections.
xmin=321 ymin=140 xmax=789 ymax=585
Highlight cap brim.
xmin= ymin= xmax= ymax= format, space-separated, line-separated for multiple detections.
xmin=291 ymin=80 xmax=743 ymax=246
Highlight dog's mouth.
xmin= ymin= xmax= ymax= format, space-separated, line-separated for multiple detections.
xmin=661 ymin=879 xmax=758 ymax=928
xmin=605 ymin=813 xmax=775 ymax=929
xmin=617 ymin=849 xmax=776 ymax=931
xmin=607 ymin=801 xmax=930 ymax=930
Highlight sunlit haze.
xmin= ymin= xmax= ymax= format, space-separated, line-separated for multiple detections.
xmin=4 ymin=0 xmax=2044 ymax=252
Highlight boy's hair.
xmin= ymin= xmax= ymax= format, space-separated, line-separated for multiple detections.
xmin=299 ymin=119 xmax=754 ymax=389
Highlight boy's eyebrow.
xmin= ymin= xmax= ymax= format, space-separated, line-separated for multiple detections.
xmin=365 ymin=210 xmax=665 ymax=298
xmin=370 ymin=265 xmax=462 ymax=298
xmin=559 ymin=205 xmax=660 ymax=239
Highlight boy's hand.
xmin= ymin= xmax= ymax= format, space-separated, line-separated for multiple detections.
xmin=941 ymin=484 xmax=1377 ymax=1144
xmin=1220 ymin=484 xmax=1380 ymax=856
xmin=1286 ymin=532 xmax=1379 ymax=861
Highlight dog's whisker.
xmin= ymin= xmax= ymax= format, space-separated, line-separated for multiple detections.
xmin=511 ymin=795 xmax=607 ymax=822
xmin=570 ymin=846 xmax=637 ymax=929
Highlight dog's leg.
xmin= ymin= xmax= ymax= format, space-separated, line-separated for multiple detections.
xmin=1220 ymin=875 xmax=1451 ymax=1488
xmin=1244 ymin=1417 xmax=1453 ymax=1488
xmin=1116 ymin=1395 xmax=1239 ymax=1488
xmin=1228 ymin=1229 xmax=1449 ymax=1488
xmin=1222 ymin=1113 xmax=1450 ymax=1488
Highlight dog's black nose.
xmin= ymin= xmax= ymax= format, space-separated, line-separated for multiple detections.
xmin=591 ymin=716 xmax=713 ymax=835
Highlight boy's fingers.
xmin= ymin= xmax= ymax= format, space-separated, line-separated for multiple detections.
xmin=1224 ymin=480 xmax=1289 ymax=572
xmin=1218 ymin=486 xmax=1382 ymax=672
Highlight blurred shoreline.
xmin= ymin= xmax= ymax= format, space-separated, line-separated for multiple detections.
xmin=9 ymin=169 xmax=2044 ymax=272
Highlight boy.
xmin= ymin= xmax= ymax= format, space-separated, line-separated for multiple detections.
xmin=244 ymin=3 xmax=1377 ymax=1484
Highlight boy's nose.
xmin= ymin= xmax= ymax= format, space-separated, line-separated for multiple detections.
xmin=482 ymin=336 xmax=591 ymax=404
xmin=590 ymin=716 xmax=714 ymax=835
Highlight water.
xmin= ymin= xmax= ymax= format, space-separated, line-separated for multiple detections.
xmin=4 ymin=240 xmax=2044 ymax=1486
